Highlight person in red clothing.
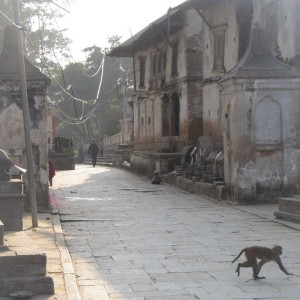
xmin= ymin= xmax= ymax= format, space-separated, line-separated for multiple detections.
xmin=48 ymin=161 xmax=55 ymax=186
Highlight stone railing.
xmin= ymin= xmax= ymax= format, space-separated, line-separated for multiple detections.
xmin=103 ymin=131 xmax=133 ymax=156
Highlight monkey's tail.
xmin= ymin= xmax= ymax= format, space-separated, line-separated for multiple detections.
xmin=232 ymin=248 xmax=246 ymax=263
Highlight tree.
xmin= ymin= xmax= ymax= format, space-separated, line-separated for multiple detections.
xmin=0 ymin=0 xmax=71 ymax=76
xmin=0 ymin=0 xmax=15 ymax=50
xmin=50 ymin=36 xmax=133 ymax=150
xmin=82 ymin=37 xmax=133 ymax=142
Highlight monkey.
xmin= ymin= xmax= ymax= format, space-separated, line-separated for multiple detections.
xmin=232 ymin=245 xmax=293 ymax=280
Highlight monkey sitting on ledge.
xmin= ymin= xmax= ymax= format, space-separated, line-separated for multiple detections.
xmin=232 ymin=245 xmax=293 ymax=280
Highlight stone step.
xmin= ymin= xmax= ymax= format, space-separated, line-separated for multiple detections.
xmin=85 ymin=156 xmax=113 ymax=164
xmin=98 ymin=156 xmax=113 ymax=163
xmin=0 ymin=231 xmax=54 ymax=296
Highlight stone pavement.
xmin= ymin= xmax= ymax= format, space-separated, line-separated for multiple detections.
xmin=2 ymin=164 xmax=300 ymax=300
xmin=1 ymin=211 xmax=80 ymax=299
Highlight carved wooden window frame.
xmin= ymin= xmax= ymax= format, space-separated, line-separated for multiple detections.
xmin=171 ymin=40 xmax=179 ymax=77
xmin=212 ymin=24 xmax=226 ymax=72
xmin=138 ymin=56 xmax=146 ymax=89
xmin=162 ymin=94 xmax=170 ymax=137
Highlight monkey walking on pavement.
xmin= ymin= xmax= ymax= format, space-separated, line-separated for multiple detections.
xmin=232 ymin=245 xmax=293 ymax=280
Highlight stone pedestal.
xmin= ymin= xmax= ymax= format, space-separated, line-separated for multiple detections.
xmin=0 ymin=194 xmax=24 ymax=231
xmin=0 ymin=180 xmax=24 ymax=231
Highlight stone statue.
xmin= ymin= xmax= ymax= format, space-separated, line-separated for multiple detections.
xmin=0 ymin=149 xmax=12 ymax=181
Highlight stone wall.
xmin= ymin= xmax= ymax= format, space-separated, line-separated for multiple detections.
xmin=129 ymin=151 xmax=183 ymax=178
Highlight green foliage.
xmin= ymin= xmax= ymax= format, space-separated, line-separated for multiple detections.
xmin=0 ymin=0 xmax=71 ymax=76
xmin=0 ymin=2 xmax=133 ymax=153
xmin=50 ymin=35 xmax=133 ymax=151
xmin=0 ymin=0 xmax=15 ymax=51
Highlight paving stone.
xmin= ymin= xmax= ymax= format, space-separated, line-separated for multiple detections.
xmin=52 ymin=165 xmax=300 ymax=299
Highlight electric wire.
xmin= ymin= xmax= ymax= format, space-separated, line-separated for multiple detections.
xmin=0 ymin=1 xmax=121 ymax=131
xmin=52 ymin=94 xmax=119 ymax=125
xmin=48 ymin=0 xmax=70 ymax=14
xmin=0 ymin=8 xmax=22 ymax=29
xmin=8 ymin=3 xmax=120 ymax=126
xmin=25 ymin=31 xmax=105 ymax=105
xmin=47 ymin=2 xmax=105 ymax=78
xmin=52 ymin=103 xmax=97 ymax=125
xmin=25 ymin=31 xmax=102 ymax=123
xmin=33 ymin=12 xmax=89 ymax=121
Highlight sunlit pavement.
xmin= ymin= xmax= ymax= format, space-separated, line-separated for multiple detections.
xmin=52 ymin=164 xmax=300 ymax=300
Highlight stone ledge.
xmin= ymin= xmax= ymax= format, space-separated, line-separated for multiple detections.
xmin=274 ymin=211 xmax=300 ymax=224
xmin=277 ymin=197 xmax=300 ymax=214
xmin=164 ymin=173 xmax=224 ymax=200
xmin=274 ymin=196 xmax=300 ymax=223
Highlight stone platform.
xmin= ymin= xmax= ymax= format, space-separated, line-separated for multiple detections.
xmin=0 ymin=230 xmax=54 ymax=296
xmin=274 ymin=195 xmax=300 ymax=223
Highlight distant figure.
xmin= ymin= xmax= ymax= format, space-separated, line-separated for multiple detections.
xmin=151 ymin=171 xmax=161 ymax=185
xmin=88 ymin=139 xmax=99 ymax=167
xmin=48 ymin=161 xmax=55 ymax=186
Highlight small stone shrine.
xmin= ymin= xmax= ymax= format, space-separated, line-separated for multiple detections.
xmin=0 ymin=149 xmax=24 ymax=231
xmin=0 ymin=149 xmax=54 ymax=296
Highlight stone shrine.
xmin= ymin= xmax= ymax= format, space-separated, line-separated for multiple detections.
xmin=0 ymin=149 xmax=54 ymax=296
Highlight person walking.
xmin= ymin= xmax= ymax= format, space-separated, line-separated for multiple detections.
xmin=88 ymin=139 xmax=99 ymax=167
xmin=48 ymin=160 xmax=55 ymax=186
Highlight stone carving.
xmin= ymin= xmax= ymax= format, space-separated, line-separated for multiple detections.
xmin=0 ymin=149 xmax=12 ymax=181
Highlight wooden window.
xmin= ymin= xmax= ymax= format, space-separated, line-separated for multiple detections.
xmin=171 ymin=93 xmax=180 ymax=136
xmin=163 ymin=49 xmax=167 ymax=71
xmin=212 ymin=26 xmax=226 ymax=72
xmin=160 ymin=49 xmax=167 ymax=87
xmin=152 ymin=54 xmax=157 ymax=75
xmin=162 ymin=93 xmax=180 ymax=137
xmin=162 ymin=94 xmax=170 ymax=136
xmin=158 ymin=53 xmax=161 ymax=74
xmin=171 ymin=41 xmax=179 ymax=77
xmin=139 ymin=56 xmax=146 ymax=88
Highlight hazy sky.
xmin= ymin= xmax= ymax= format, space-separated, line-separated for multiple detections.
xmin=61 ymin=0 xmax=184 ymax=61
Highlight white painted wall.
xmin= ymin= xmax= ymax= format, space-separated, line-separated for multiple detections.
xmin=252 ymin=0 xmax=297 ymax=60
